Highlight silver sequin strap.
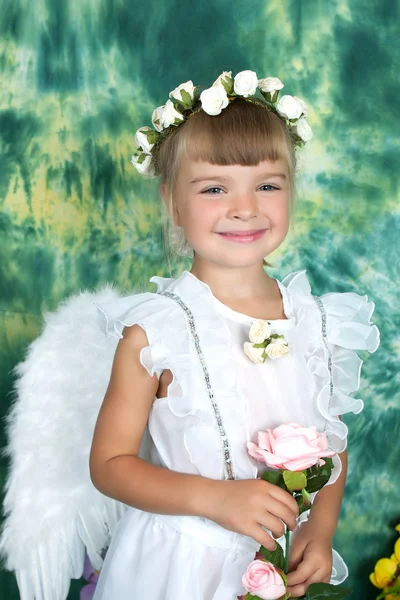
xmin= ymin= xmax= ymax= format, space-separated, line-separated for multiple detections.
xmin=158 ymin=291 xmax=235 ymax=480
xmin=313 ymin=296 xmax=334 ymax=404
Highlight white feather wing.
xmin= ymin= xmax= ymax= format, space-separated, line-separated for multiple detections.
xmin=0 ymin=285 xmax=143 ymax=599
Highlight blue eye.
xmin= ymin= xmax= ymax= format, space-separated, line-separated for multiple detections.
xmin=260 ymin=184 xmax=279 ymax=191
xmin=202 ymin=187 xmax=224 ymax=194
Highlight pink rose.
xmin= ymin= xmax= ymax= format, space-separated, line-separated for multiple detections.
xmin=247 ymin=422 xmax=336 ymax=471
xmin=242 ymin=560 xmax=287 ymax=600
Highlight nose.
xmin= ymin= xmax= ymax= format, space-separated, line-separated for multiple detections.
xmin=227 ymin=191 xmax=258 ymax=220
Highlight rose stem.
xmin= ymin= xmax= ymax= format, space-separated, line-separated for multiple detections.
xmin=284 ymin=526 xmax=290 ymax=574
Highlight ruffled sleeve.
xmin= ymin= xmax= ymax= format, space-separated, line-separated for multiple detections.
xmin=95 ymin=291 xmax=172 ymax=380
xmin=283 ymin=270 xmax=380 ymax=453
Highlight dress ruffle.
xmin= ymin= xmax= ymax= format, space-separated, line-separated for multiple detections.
xmin=282 ymin=269 xmax=380 ymax=453
xmin=96 ymin=275 xmax=258 ymax=481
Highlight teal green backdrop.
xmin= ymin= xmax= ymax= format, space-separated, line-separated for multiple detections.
xmin=0 ymin=1 xmax=399 ymax=598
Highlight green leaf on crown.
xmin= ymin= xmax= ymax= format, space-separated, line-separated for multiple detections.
xmin=179 ymin=89 xmax=194 ymax=109
xmin=221 ymin=76 xmax=234 ymax=95
xmin=305 ymin=582 xmax=353 ymax=598
xmin=137 ymin=153 xmax=147 ymax=164
xmin=142 ymin=129 xmax=162 ymax=145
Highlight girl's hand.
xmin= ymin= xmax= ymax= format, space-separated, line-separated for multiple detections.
xmin=285 ymin=521 xmax=333 ymax=597
xmin=207 ymin=479 xmax=299 ymax=551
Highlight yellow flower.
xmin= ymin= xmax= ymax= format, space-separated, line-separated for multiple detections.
xmin=393 ymin=538 xmax=400 ymax=563
xmin=395 ymin=524 xmax=400 ymax=533
xmin=369 ymin=558 xmax=398 ymax=589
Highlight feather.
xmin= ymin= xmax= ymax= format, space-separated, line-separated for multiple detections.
xmin=0 ymin=285 xmax=144 ymax=599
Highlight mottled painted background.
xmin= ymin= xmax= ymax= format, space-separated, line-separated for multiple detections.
xmin=0 ymin=0 xmax=399 ymax=598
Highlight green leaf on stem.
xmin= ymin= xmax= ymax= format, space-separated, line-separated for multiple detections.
xmin=261 ymin=470 xmax=287 ymax=491
xmin=305 ymin=459 xmax=334 ymax=493
xmin=258 ymin=542 xmax=285 ymax=571
xmin=283 ymin=470 xmax=307 ymax=492
xmin=305 ymin=583 xmax=353 ymax=598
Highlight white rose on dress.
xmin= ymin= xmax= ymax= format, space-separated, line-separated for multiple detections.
xmin=249 ymin=319 xmax=271 ymax=344
xmin=200 ymin=86 xmax=229 ymax=116
xmin=169 ymin=80 xmax=195 ymax=106
xmin=233 ymin=70 xmax=258 ymax=97
xmin=160 ymin=99 xmax=185 ymax=129
xmin=134 ymin=126 xmax=155 ymax=154
xmin=243 ymin=342 xmax=266 ymax=364
xmin=276 ymin=94 xmax=303 ymax=120
xmin=131 ymin=152 xmax=155 ymax=177
xmin=293 ymin=95 xmax=309 ymax=117
xmin=258 ymin=77 xmax=284 ymax=94
xmin=295 ymin=117 xmax=313 ymax=142
xmin=152 ymin=105 xmax=165 ymax=132
xmin=265 ymin=338 xmax=289 ymax=359
xmin=212 ymin=70 xmax=233 ymax=88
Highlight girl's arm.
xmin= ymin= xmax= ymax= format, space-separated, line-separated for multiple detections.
xmin=306 ymin=448 xmax=348 ymax=537
xmin=89 ymin=324 xmax=214 ymax=517
xmin=89 ymin=324 xmax=299 ymax=549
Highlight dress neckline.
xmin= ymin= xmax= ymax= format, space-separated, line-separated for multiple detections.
xmin=181 ymin=270 xmax=295 ymax=326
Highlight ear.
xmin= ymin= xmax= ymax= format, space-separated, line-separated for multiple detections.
xmin=159 ymin=182 xmax=181 ymax=227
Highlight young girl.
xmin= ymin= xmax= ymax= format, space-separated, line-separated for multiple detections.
xmin=85 ymin=70 xmax=380 ymax=599
xmin=88 ymin=69 xmax=379 ymax=599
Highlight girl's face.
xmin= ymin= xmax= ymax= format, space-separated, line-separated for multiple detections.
xmin=162 ymin=155 xmax=291 ymax=269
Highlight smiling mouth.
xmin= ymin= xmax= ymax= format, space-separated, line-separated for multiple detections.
xmin=218 ymin=229 xmax=268 ymax=235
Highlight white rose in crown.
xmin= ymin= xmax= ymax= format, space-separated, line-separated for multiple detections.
xmin=200 ymin=86 xmax=229 ymax=116
xmin=169 ymin=80 xmax=196 ymax=107
xmin=134 ymin=126 xmax=155 ymax=154
xmin=295 ymin=117 xmax=313 ymax=142
xmin=276 ymin=94 xmax=304 ymax=120
xmin=234 ymin=70 xmax=259 ymax=97
xmin=264 ymin=338 xmax=289 ymax=359
xmin=160 ymin=99 xmax=185 ymax=129
xmin=152 ymin=105 xmax=165 ymax=132
xmin=249 ymin=319 xmax=272 ymax=344
xmin=212 ymin=71 xmax=233 ymax=89
xmin=258 ymin=77 xmax=284 ymax=95
xmin=131 ymin=152 xmax=154 ymax=177
xmin=243 ymin=342 xmax=265 ymax=364
xmin=293 ymin=95 xmax=308 ymax=117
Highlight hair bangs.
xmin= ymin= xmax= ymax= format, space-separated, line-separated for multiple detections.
xmin=180 ymin=98 xmax=293 ymax=168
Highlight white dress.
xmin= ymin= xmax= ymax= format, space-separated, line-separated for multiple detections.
xmin=93 ymin=269 xmax=380 ymax=600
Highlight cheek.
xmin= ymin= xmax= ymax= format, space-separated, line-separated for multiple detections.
xmin=182 ymin=201 xmax=217 ymax=234
xmin=267 ymin=198 xmax=290 ymax=227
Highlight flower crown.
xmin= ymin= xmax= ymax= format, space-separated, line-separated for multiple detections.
xmin=131 ymin=69 xmax=313 ymax=178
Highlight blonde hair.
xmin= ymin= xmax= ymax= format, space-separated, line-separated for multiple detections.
xmin=153 ymin=97 xmax=298 ymax=267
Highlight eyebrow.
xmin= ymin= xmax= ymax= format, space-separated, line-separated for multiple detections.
xmin=190 ymin=173 xmax=287 ymax=184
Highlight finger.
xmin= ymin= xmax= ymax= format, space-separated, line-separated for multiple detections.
xmin=269 ymin=486 xmax=300 ymax=516
xmin=288 ymin=569 xmax=327 ymax=596
xmin=249 ymin=525 xmax=278 ymax=552
xmin=264 ymin=498 xmax=298 ymax=531
xmin=286 ymin=560 xmax=316 ymax=586
xmin=260 ymin=513 xmax=285 ymax=540
xmin=288 ymin=544 xmax=304 ymax=572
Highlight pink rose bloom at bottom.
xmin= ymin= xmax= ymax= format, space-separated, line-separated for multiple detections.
xmin=242 ymin=560 xmax=287 ymax=600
